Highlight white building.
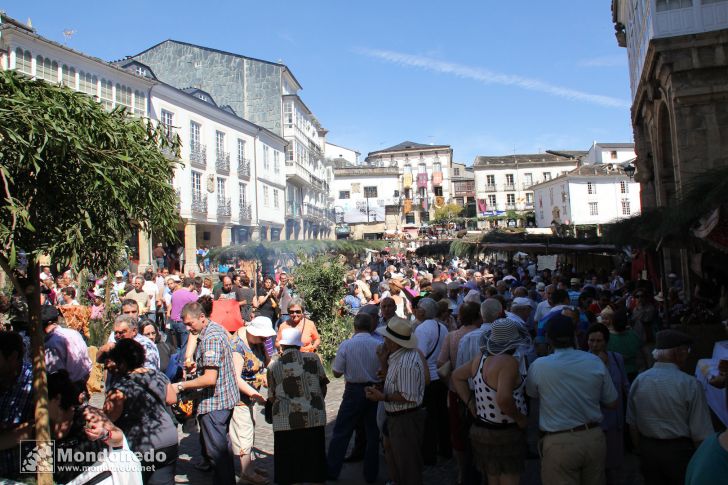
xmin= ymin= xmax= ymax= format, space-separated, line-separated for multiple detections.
xmin=582 ymin=142 xmax=636 ymax=165
xmin=531 ymin=163 xmax=642 ymax=236
xmin=325 ymin=141 xmax=360 ymax=166
xmin=451 ymin=162 xmax=477 ymax=221
xmin=473 ymin=152 xmax=583 ymax=228
xmin=332 ymin=166 xmax=401 ymax=239
xmin=364 ymin=141 xmax=454 ymax=233
xmin=0 ymin=15 xmax=286 ymax=273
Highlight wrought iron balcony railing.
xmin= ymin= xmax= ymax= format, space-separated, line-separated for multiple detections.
xmin=217 ymin=197 xmax=232 ymax=217
xmin=189 ymin=144 xmax=207 ymax=169
xmin=216 ymin=151 xmax=230 ymax=174
xmin=191 ymin=194 xmax=208 ymax=214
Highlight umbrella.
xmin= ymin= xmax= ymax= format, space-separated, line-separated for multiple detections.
xmin=210 ymin=299 xmax=244 ymax=332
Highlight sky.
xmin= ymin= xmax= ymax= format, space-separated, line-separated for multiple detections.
xmin=4 ymin=1 xmax=633 ymax=165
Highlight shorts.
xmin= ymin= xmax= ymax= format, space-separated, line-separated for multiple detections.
xmin=229 ymin=403 xmax=255 ymax=455
xmin=470 ymin=423 xmax=527 ymax=476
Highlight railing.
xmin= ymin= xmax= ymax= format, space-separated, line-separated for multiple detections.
xmin=522 ymin=182 xmax=534 ymax=190
xmin=304 ymin=203 xmax=325 ymax=219
xmin=189 ymin=144 xmax=207 ymax=169
xmin=484 ymin=184 xmax=497 ymax=192
xmin=524 ymin=202 xmax=534 ymax=209
xmin=216 ymin=151 xmax=230 ymax=174
xmin=286 ymin=201 xmax=298 ymax=218
xmin=503 ymin=183 xmax=516 ymax=191
xmin=311 ymin=175 xmax=327 ymax=192
xmin=217 ymin=197 xmax=232 ymax=217
xmin=191 ymin=194 xmax=208 ymax=214
xmin=237 ymin=158 xmax=251 ymax=178
xmin=454 ymin=182 xmax=475 ymax=195
xmin=239 ymin=201 xmax=251 ymax=221
xmin=505 ymin=203 xmax=517 ymax=210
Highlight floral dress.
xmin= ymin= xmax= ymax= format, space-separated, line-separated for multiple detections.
xmin=230 ymin=332 xmax=266 ymax=405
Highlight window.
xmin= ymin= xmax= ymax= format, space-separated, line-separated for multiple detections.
xmin=589 ymin=202 xmax=599 ymax=216
xmin=284 ymin=101 xmax=293 ymax=128
xmin=526 ymin=193 xmax=534 ymax=204
xmin=403 ymin=164 xmax=412 ymax=174
xmin=620 ymin=180 xmax=629 ymax=194
xmin=99 ymin=79 xmax=113 ymax=110
xmin=239 ymin=183 xmax=247 ymax=205
xmin=587 ymin=182 xmax=596 ymax=195
xmin=406 ymin=213 xmax=416 ymax=224
xmin=36 ymin=56 xmax=58 ymax=82
xmin=486 ymin=175 xmax=495 ymax=186
xmin=394 ymin=190 xmax=400 ymax=198
xmin=133 ymin=90 xmax=146 ymax=117
xmin=339 ymin=191 xmax=350 ymax=199
xmin=61 ymin=65 xmax=75 ymax=88
xmin=506 ymin=194 xmax=516 ymax=206
xmin=364 ymin=186 xmax=378 ymax=198
xmin=487 ymin=194 xmax=497 ymax=207
xmin=14 ymin=48 xmax=32 ymax=75
xmin=561 ymin=171 xmax=569 ymax=176
xmin=543 ymin=172 xmax=552 ymax=181
xmin=656 ymin=0 xmax=692 ymax=13
xmin=273 ymin=189 xmax=279 ymax=208
xmin=79 ymin=72 xmax=97 ymax=97
xmin=115 ymin=84 xmax=132 ymax=110
xmin=434 ymin=186 xmax=443 ymax=196
xmin=285 ymin=143 xmax=293 ymax=161
xmin=454 ymin=168 xmax=460 ymax=176
xmin=433 ymin=162 xmax=442 ymax=173
xmin=621 ymin=199 xmax=631 ymax=216
xmin=418 ymin=163 xmax=426 ymax=174
xmin=216 ymin=131 xmax=225 ymax=158
xmin=524 ymin=173 xmax=533 ymax=187
xmin=217 ymin=177 xmax=226 ymax=198
xmin=263 ymin=186 xmax=269 ymax=207
xmin=263 ymin=146 xmax=270 ymax=171
xmin=161 ymin=110 xmax=174 ymax=138
xmin=191 ymin=171 xmax=202 ymax=197
xmin=610 ymin=150 xmax=618 ymax=159
xmin=190 ymin=121 xmax=201 ymax=150
xmin=237 ymin=139 xmax=246 ymax=163
xmin=505 ymin=174 xmax=514 ymax=185
xmin=274 ymin=151 xmax=280 ymax=174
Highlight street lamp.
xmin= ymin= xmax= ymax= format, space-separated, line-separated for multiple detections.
xmin=623 ymin=163 xmax=636 ymax=180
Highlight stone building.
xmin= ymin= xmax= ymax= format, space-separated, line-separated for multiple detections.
xmin=130 ymin=40 xmax=334 ymax=240
xmin=612 ymin=0 xmax=728 ymax=281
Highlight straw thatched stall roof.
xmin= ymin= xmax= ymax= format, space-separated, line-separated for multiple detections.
xmin=210 ymin=239 xmax=389 ymax=263
xmin=450 ymin=230 xmax=620 ymax=258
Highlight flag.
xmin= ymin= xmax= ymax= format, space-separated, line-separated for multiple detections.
xmin=478 ymin=199 xmax=487 ymax=214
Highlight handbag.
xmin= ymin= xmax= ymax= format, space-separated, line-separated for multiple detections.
xmin=264 ymin=399 xmax=273 ymax=424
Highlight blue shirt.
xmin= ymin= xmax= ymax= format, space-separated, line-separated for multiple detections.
xmin=526 ymin=348 xmax=618 ymax=432
xmin=332 ymin=332 xmax=382 ymax=384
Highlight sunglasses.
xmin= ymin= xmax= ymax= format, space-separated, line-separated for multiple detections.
xmin=289 ymin=310 xmax=303 ymax=314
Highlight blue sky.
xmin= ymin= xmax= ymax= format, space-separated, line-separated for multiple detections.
xmin=5 ymin=1 xmax=633 ymax=164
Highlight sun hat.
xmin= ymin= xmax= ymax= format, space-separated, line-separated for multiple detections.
xmin=479 ymin=318 xmax=531 ymax=355
xmin=246 ymin=316 xmax=277 ymax=338
xmin=114 ymin=271 xmax=123 ymax=278
xmin=278 ymin=328 xmax=304 ymax=347
xmin=376 ymin=316 xmax=418 ymax=349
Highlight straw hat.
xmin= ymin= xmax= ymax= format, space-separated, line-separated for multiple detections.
xmin=479 ymin=318 xmax=531 ymax=356
xmin=376 ymin=316 xmax=418 ymax=349
xmin=246 ymin=316 xmax=277 ymax=338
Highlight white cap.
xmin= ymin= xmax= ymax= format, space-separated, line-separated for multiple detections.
xmin=511 ymin=297 xmax=532 ymax=308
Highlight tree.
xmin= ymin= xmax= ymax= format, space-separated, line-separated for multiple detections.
xmin=0 ymin=71 xmax=180 ymax=481
xmin=433 ymin=203 xmax=464 ymax=226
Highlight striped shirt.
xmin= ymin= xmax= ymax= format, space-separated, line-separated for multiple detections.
xmin=195 ymin=321 xmax=238 ymax=415
xmin=332 ymin=332 xmax=381 ymax=384
xmin=627 ymin=362 xmax=713 ymax=441
xmin=384 ymin=347 xmax=425 ymax=413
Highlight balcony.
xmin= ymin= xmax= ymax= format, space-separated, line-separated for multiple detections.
xmin=505 ymin=203 xmax=517 ymax=211
xmin=285 ymin=160 xmax=313 ymax=187
xmin=286 ymin=201 xmax=299 ymax=219
xmin=524 ymin=202 xmax=534 ymax=209
xmin=503 ymin=183 xmax=516 ymax=191
xmin=484 ymin=184 xmax=497 ymax=192
xmin=311 ymin=174 xmax=327 ymax=193
xmin=304 ymin=203 xmax=325 ymax=220
xmin=191 ymin=194 xmax=208 ymax=215
xmin=522 ymin=182 xmax=534 ymax=190
xmin=216 ymin=151 xmax=230 ymax=174
xmin=239 ymin=201 xmax=251 ymax=222
xmin=217 ymin=197 xmax=232 ymax=217
xmin=454 ymin=181 xmax=475 ymax=196
xmin=237 ymin=158 xmax=251 ymax=178
xmin=189 ymin=144 xmax=207 ymax=170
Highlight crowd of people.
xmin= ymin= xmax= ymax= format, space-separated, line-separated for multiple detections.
xmin=0 ymin=250 xmax=726 ymax=485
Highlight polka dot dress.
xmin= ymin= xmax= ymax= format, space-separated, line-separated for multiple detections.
xmin=472 ymin=355 xmax=527 ymax=424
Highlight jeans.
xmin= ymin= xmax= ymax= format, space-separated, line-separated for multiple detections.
xmin=327 ymin=382 xmax=380 ymax=482
xmin=170 ymin=320 xmax=189 ymax=354
xmin=199 ymin=409 xmax=235 ymax=485
xmin=156 ymin=257 xmax=165 ymax=270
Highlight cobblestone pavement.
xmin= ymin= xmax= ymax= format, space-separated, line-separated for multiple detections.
xmin=93 ymin=378 xmax=642 ymax=485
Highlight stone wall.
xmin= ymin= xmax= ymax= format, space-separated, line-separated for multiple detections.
xmin=133 ymin=41 xmax=283 ymax=134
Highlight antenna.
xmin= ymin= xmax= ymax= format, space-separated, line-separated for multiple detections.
xmin=62 ymin=29 xmax=76 ymax=44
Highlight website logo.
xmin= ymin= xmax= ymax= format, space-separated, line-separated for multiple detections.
xmin=20 ymin=440 xmax=55 ymax=474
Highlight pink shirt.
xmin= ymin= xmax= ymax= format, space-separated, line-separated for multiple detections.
xmin=170 ymin=288 xmax=199 ymax=321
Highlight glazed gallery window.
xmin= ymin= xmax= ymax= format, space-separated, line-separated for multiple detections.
xmin=589 ymin=202 xmax=599 ymax=216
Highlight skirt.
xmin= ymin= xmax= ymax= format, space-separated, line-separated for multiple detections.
xmin=470 ymin=423 xmax=527 ymax=476
xmin=273 ymin=426 xmax=326 ymax=485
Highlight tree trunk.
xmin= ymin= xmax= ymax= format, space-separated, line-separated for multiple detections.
xmin=24 ymin=259 xmax=52 ymax=485
xmin=103 ymin=271 xmax=113 ymax=322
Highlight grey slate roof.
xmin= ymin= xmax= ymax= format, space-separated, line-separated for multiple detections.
xmin=595 ymin=142 xmax=635 ymax=149
xmin=474 ymin=152 xmax=577 ymax=168
xmin=368 ymin=141 xmax=451 ymax=156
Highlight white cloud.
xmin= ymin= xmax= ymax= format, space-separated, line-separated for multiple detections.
xmin=356 ymin=48 xmax=630 ymax=109
xmin=578 ymin=55 xmax=626 ymax=68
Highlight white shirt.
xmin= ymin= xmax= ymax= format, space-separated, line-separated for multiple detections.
xmin=142 ymin=280 xmax=158 ymax=313
xmin=534 ymin=300 xmax=552 ymax=323
xmin=332 ymin=332 xmax=381 ymax=384
xmin=415 ymin=318 xmax=448 ymax=381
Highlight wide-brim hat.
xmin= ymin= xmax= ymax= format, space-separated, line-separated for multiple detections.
xmin=279 ymin=328 xmax=304 ymax=347
xmin=246 ymin=316 xmax=277 ymax=338
xmin=480 ymin=318 xmax=531 ymax=356
xmin=376 ymin=316 xmax=418 ymax=349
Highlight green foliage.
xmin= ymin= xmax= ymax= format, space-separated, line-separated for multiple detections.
xmin=88 ymin=316 xmax=113 ymax=349
xmin=292 ymin=255 xmax=349 ymax=362
xmin=211 ymin=239 xmax=389 ymax=263
xmin=0 ymin=70 xmax=181 ymax=274
xmin=433 ymin=203 xmax=464 ymax=223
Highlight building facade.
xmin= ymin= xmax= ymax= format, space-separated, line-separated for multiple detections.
xmin=365 ymin=141 xmax=454 ymax=231
xmin=332 ymin=166 xmax=401 ymax=239
xmin=450 ymin=163 xmax=477 ymax=220
xmin=472 ymin=152 xmax=582 ymax=227
xmin=131 ymin=41 xmax=334 ymax=240
xmin=325 ymin=142 xmax=360 ymax=166
xmin=582 ymin=142 xmax=636 ymax=165
xmin=613 ymin=0 xmax=728 ymax=281
xmin=532 ymin=164 xmax=642 ymax=236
